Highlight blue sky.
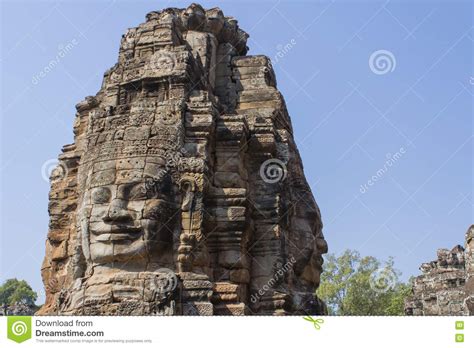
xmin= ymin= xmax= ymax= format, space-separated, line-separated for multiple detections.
xmin=1 ymin=0 xmax=472 ymax=303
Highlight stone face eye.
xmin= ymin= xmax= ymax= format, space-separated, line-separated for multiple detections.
xmin=91 ymin=187 xmax=111 ymax=204
xmin=127 ymin=183 xmax=148 ymax=200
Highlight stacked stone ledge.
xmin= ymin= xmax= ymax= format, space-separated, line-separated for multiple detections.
xmin=405 ymin=225 xmax=474 ymax=315
xmin=38 ymin=3 xmax=327 ymax=316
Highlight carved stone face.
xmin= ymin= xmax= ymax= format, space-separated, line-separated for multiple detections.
xmin=79 ymin=155 xmax=179 ymax=266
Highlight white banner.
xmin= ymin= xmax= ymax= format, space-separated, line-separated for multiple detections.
xmin=0 ymin=316 xmax=470 ymax=347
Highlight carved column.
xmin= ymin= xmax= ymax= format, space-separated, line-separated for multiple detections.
xmin=207 ymin=114 xmax=250 ymax=315
xmin=175 ymin=91 xmax=216 ymax=315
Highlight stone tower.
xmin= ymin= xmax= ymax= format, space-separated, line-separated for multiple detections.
xmin=405 ymin=225 xmax=474 ymax=315
xmin=38 ymin=4 xmax=328 ymax=315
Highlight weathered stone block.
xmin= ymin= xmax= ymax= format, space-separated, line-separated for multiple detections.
xmin=406 ymin=226 xmax=474 ymax=316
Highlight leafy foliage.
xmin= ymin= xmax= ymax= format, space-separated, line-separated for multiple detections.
xmin=0 ymin=278 xmax=38 ymax=307
xmin=317 ymin=250 xmax=412 ymax=315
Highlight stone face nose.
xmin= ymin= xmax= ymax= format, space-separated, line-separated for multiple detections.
xmin=103 ymin=199 xmax=132 ymax=223
xmin=316 ymin=238 xmax=328 ymax=254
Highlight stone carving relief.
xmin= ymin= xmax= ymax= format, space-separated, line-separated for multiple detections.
xmin=39 ymin=4 xmax=328 ymax=316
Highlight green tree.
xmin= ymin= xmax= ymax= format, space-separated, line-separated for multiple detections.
xmin=0 ymin=278 xmax=38 ymax=307
xmin=317 ymin=250 xmax=411 ymax=315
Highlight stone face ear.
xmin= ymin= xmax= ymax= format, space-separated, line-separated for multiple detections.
xmin=181 ymin=188 xmax=194 ymax=211
xmin=179 ymin=178 xmax=196 ymax=211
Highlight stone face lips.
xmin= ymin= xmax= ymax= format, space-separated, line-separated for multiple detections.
xmin=38 ymin=3 xmax=328 ymax=315
xmin=405 ymin=225 xmax=474 ymax=316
